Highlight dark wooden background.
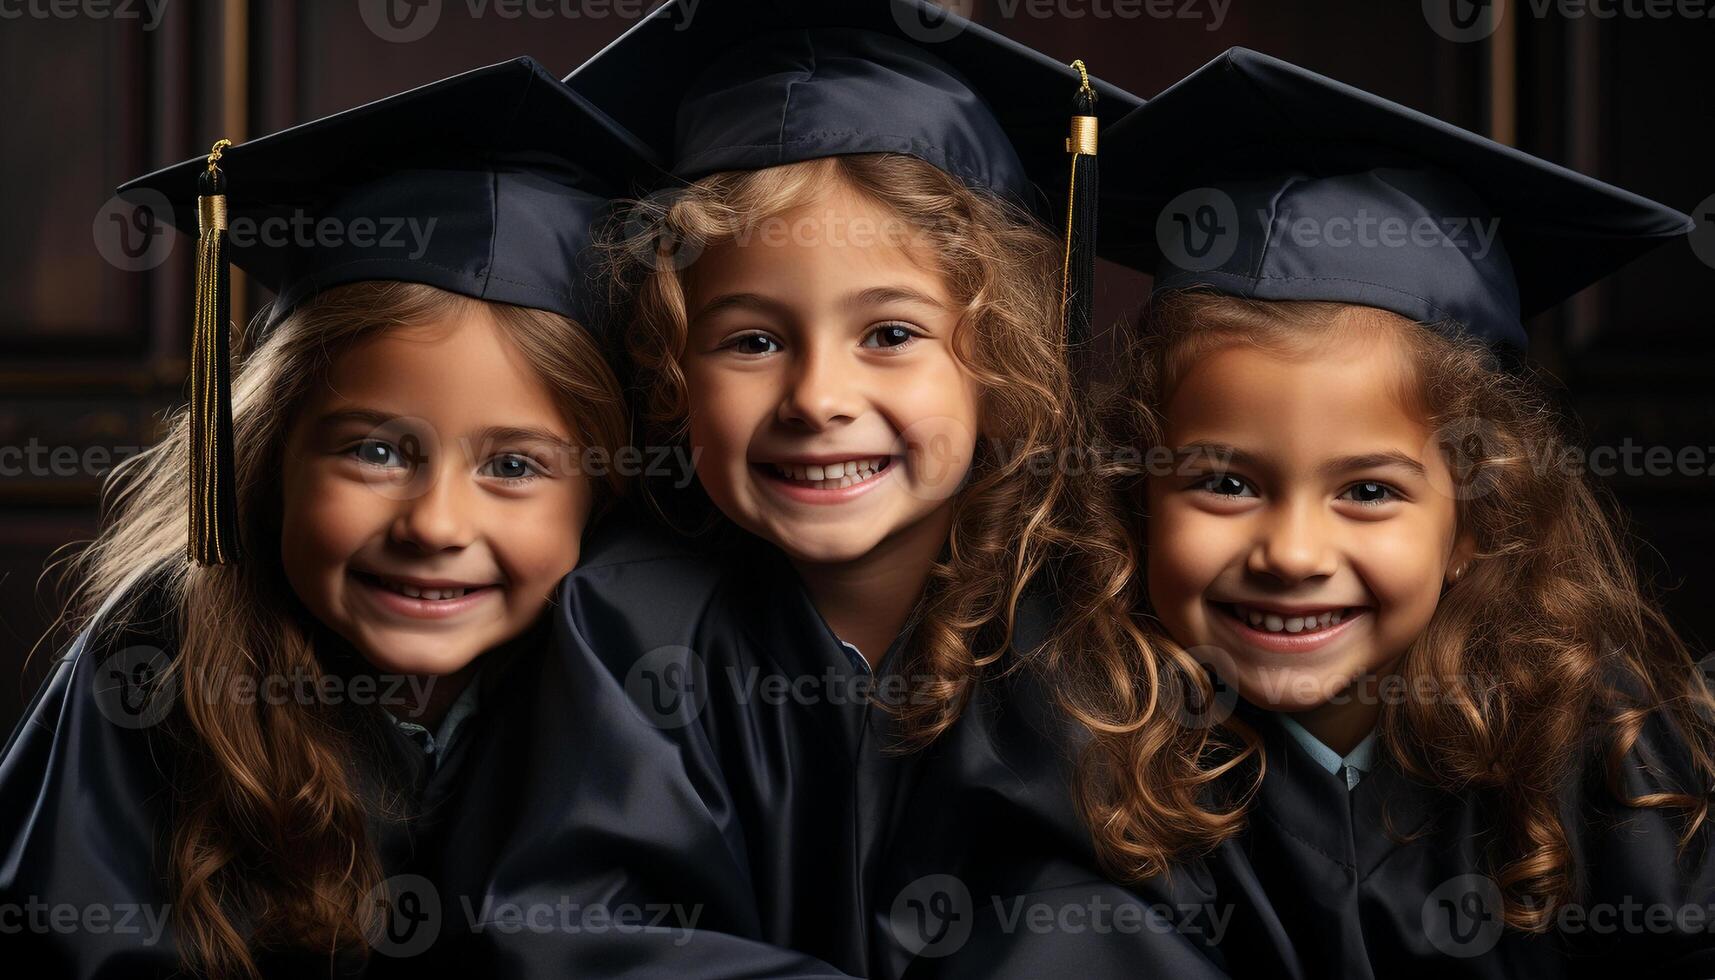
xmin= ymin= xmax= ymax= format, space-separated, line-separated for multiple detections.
xmin=3 ymin=0 xmax=1711 ymax=729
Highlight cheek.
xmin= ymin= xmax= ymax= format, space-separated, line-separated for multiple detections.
xmin=491 ymin=486 xmax=592 ymax=601
xmin=1350 ymin=514 xmax=1455 ymax=624
xmin=897 ymin=356 xmax=981 ymax=432
xmin=280 ymin=468 xmax=386 ymax=576
xmin=684 ymin=368 xmax=766 ymax=468
xmin=889 ymin=359 xmax=982 ymax=481
xmin=1144 ymin=495 xmax=1232 ymax=609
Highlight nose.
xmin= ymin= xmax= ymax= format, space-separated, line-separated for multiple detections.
xmin=390 ymin=464 xmax=476 ymax=553
xmin=777 ymin=339 xmax=861 ymax=430
xmin=1246 ymin=496 xmax=1337 ymax=586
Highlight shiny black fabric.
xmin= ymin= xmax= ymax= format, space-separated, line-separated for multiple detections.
xmin=1204 ymin=698 xmax=1715 ymax=978
xmin=1101 ymin=47 xmax=1693 ymax=350
xmin=431 ymin=513 xmax=1234 ymax=978
xmin=0 ymin=581 xmax=499 ymax=979
xmin=115 ymin=57 xmax=659 ymax=339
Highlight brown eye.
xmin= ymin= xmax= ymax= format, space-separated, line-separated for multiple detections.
xmin=728 ymin=333 xmax=779 ymax=355
xmin=1342 ymin=481 xmax=1397 ymax=505
xmin=1199 ymin=474 xmax=1252 ymax=497
xmin=862 ymin=323 xmax=918 ymax=349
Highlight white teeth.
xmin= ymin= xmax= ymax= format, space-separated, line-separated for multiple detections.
xmin=1233 ymin=605 xmax=1352 ymax=634
xmin=772 ymin=457 xmax=887 ymax=489
xmin=379 ymin=578 xmax=470 ymax=601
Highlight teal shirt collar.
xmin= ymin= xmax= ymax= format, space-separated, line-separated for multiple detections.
xmin=1276 ymin=714 xmax=1378 ymax=790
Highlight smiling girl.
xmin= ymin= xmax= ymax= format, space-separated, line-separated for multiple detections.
xmin=1106 ymin=49 xmax=1715 ymax=975
xmin=0 ymin=60 xmax=650 ymax=978
xmin=431 ymin=2 xmax=1255 ymax=976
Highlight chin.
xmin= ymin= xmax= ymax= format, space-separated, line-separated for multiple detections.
xmin=769 ymin=526 xmax=881 ymax=566
xmin=1231 ymin=661 xmax=1364 ymax=713
xmin=355 ymin=636 xmax=483 ymax=678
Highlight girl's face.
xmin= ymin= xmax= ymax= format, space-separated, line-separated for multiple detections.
xmin=280 ymin=307 xmax=592 ymax=678
xmin=1144 ymin=312 xmax=1473 ymax=732
xmin=680 ymin=183 xmax=981 ymax=566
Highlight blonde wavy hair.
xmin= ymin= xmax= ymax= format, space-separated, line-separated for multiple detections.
xmin=56 ymin=281 xmax=627 ymax=979
xmin=605 ymin=153 xmax=1254 ymax=881
xmin=1126 ymin=288 xmax=1715 ymax=927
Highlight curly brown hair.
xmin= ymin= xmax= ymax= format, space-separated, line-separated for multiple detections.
xmin=1125 ymin=288 xmax=1715 ymax=928
xmin=604 ymin=153 xmax=1255 ymax=881
xmin=57 ymin=281 xmax=628 ymax=979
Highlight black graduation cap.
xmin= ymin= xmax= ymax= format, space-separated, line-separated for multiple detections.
xmin=115 ymin=57 xmax=660 ymax=565
xmin=565 ymin=0 xmax=1143 ymax=345
xmin=1100 ymin=47 xmax=1693 ymax=350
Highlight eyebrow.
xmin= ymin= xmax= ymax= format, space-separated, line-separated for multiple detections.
xmin=689 ymin=291 xmax=792 ymax=326
xmin=465 ymin=425 xmax=576 ymax=450
xmin=841 ymin=285 xmax=947 ymax=313
xmin=1173 ymin=442 xmax=1427 ymax=478
xmin=314 ymin=409 xmax=574 ymax=448
xmin=314 ymin=408 xmax=396 ymax=431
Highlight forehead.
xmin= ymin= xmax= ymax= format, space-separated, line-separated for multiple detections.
xmin=1163 ymin=327 xmax=1430 ymax=456
xmin=312 ymin=310 xmax=568 ymax=431
xmin=684 ymin=179 xmax=947 ymax=307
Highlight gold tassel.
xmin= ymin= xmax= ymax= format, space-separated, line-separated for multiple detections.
xmin=1062 ymin=60 xmax=1099 ymax=350
xmin=189 ymin=138 xmax=242 ymax=564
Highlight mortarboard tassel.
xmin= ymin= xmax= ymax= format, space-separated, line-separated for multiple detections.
xmin=188 ymin=138 xmax=242 ymax=565
xmin=1062 ymin=60 xmax=1099 ymax=351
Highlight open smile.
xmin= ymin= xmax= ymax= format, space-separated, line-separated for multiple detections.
xmin=351 ymin=571 xmax=501 ymax=620
xmin=753 ymin=455 xmax=896 ymax=503
xmin=1210 ymin=600 xmax=1369 ymax=653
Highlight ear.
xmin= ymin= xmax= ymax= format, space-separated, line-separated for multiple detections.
xmin=1445 ymin=531 xmax=1479 ymax=587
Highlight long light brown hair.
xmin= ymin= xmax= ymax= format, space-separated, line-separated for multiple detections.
xmin=606 ymin=154 xmax=1253 ymax=880
xmin=57 ymin=281 xmax=627 ymax=978
xmin=1126 ymin=288 xmax=1715 ymax=926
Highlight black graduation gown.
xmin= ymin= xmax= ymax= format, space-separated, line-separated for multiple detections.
xmin=0 ymin=581 xmax=489 ymax=979
xmin=1208 ymin=697 xmax=1715 ymax=979
xmin=869 ymin=637 xmax=1241 ymax=980
xmin=431 ymin=513 xmax=1234 ymax=978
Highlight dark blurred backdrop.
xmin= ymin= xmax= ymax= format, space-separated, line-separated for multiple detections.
xmin=2 ymin=0 xmax=1712 ymax=729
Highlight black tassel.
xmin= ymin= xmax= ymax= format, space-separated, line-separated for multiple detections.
xmin=189 ymin=139 xmax=242 ymax=564
xmin=1062 ymin=60 xmax=1099 ymax=351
